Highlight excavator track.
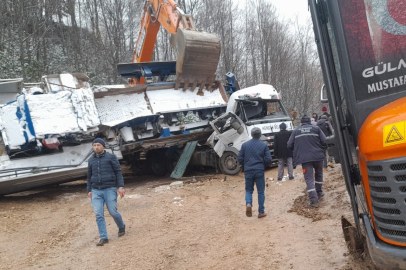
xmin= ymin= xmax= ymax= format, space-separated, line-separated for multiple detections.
xmin=170 ymin=29 xmax=221 ymax=94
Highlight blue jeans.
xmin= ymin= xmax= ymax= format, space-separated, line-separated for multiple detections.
xmin=323 ymin=149 xmax=333 ymax=168
xmin=245 ymin=172 xmax=265 ymax=214
xmin=91 ymin=187 xmax=125 ymax=240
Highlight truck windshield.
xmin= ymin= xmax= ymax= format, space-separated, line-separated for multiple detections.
xmin=236 ymin=100 xmax=288 ymax=122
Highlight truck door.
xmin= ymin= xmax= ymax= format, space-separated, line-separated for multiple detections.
xmin=210 ymin=112 xmax=249 ymax=156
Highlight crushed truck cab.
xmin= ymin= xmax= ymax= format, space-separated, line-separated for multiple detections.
xmin=208 ymin=84 xmax=293 ymax=174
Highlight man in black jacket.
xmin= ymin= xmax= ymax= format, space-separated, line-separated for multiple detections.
xmin=317 ymin=115 xmax=334 ymax=137
xmin=87 ymin=138 xmax=126 ymax=246
xmin=317 ymin=115 xmax=335 ymax=169
xmin=321 ymin=106 xmax=331 ymax=119
xmin=287 ymin=116 xmax=327 ymax=207
xmin=274 ymin=123 xmax=294 ymax=181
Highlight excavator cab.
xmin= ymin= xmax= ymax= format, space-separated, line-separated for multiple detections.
xmin=309 ymin=0 xmax=406 ymax=269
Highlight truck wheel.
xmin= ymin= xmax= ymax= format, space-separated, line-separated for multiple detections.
xmin=147 ymin=150 xmax=168 ymax=177
xmin=219 ymin=151 xmax=241 ymax=175
xmin=150 ymin=159 xmax=167 ymax=176
xmin=131 ymin=161 xmax=149 ymax=176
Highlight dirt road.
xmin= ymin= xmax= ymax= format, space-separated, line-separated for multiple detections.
xmin=0 ymin=165 xmax=378 ymax=270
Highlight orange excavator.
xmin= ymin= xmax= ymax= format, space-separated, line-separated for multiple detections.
xmin=122 ymin=0 xmax=221 ymax=93
xmin=309 ymin=0 xmax=406 ymax=269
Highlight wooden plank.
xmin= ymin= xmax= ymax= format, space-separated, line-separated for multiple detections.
xmin=170 ymin=141 xmax=198 ymax=179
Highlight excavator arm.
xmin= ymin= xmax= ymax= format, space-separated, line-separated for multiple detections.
xmin=132 ymin=0 xmax=184 ymax=64
xmin=128 ymin=0 xmax=221 ymax=92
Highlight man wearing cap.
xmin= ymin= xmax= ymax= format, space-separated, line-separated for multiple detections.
xmin=87 ymin=138 xmax=126 ymax=246
xmin=274 ymin=122 xmax=294 ymax=181
xmin=321 ymin=107 xmax=331 ymax=119
xmin=238 ymin=127 xmax=272 ymax=218
xmin=287 ymin=116 xmax=327 ymax=207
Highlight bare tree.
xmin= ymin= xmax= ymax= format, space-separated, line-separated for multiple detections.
xmin=0 ymin=0 xmax=324 ymax=117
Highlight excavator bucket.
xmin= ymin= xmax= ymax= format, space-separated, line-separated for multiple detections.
xmin=170 ymin=29 xmax=221 ymax=94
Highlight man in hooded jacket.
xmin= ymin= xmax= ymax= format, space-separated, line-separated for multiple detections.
xmin=317 ymin=115 xmax=335 ymax=169
xmin=287 ymin=115 xmax=327 ymax=207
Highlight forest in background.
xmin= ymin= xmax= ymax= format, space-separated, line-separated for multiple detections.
xmin=0 ymin=0 xmax=324 ymax=116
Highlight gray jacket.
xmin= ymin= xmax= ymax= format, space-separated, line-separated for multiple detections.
xmin=317 ymin=118 xmax=334 ymax=137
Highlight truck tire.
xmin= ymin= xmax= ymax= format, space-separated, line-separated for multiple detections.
xmin=148 ymin=150 xmax=168 ymax=177
xmin=219 ymin=151 xmax=241 ymax=175
xmin=150 ymin=159 xmax=167 ymax=176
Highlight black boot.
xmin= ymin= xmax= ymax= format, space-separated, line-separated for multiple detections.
xmin=96 ymin=238 xmax=109 ymax=246
xmin=317 ymin=191 xmax=325 ymax=199
xmin=118 ymin=225 xmax=126 ymax=237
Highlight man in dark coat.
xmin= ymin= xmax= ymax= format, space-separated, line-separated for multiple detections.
xmin=238 ymin=127 xmax=272 ymax=218
xmin=317 ymin=115 xmax=334 ymax=137
xmin=317 ymin=115 xmax=335 ymax=169
xmin=321 ymin=106 xmax=331 ymax=119
xmin=274 ymin=122 xmax=294 ymax=181
xmin=287 ymin=116 xmax=327 ymax=207
xmin=87 ymin=138 xmax=126 ymax=246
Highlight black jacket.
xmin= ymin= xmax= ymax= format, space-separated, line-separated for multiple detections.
xmin=287 ymin=124 xmax=327 ymax=166
xmin=316 ymin=119 xmax=334 ymax=137
xmin=274 ymin=130 xmax=293 ymax=158
xmin=87 ymin=151 xmax=124 ymax=192
xmin=320 ymin=112 xmax=331 ymax=119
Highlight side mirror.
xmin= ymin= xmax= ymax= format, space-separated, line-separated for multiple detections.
xmin=321 ymin=84 xmax=328 ymax=103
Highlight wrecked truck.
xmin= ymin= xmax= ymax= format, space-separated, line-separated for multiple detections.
xmin=123 ymin=83 xmax=293 ymax=177
xmin=0 ymin=72 xmax=228 ymax=195
xmin=0 ymin=72 xmax=292 ymax=195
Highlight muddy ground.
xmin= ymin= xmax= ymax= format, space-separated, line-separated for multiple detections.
xmin=0 ymin=165 xmax=379 ymax=270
